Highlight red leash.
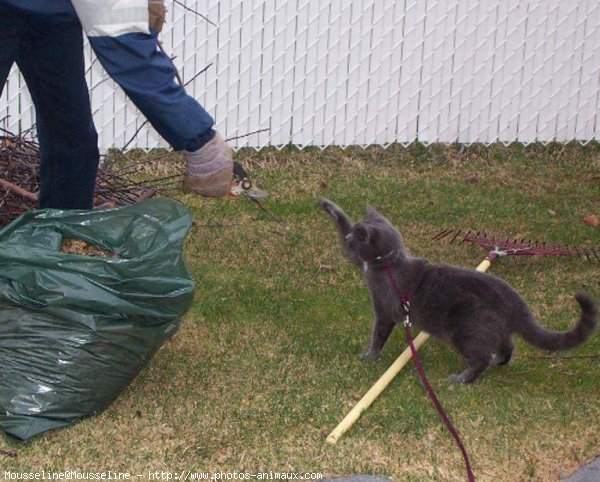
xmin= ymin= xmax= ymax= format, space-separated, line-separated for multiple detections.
xmin=384 ymin=266 xmax=476 ymax=482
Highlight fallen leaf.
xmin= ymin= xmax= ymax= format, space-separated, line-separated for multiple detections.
xmin=583 ymin=215 xmax=599 ymax=227
xmin=318 ymin=264 xmax=334 ymax=272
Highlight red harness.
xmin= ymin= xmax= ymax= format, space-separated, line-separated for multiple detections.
xmin=383 ymin=265 xmax=476 ymax=482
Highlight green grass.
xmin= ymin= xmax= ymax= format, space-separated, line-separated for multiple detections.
xmin=1 ymin=142 xmax=599 ymax=481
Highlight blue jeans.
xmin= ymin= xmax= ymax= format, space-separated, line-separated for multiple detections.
xmin=90 ymin=32 xmax=216 ymax=152
xmin=0 ymin=1 xmax=99 ymax=209
xmin=0 ymin=0 xmax=217 ymax=210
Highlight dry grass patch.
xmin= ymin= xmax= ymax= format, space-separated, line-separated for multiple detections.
xmin=1 ymin=142 xmax=599 ymax=481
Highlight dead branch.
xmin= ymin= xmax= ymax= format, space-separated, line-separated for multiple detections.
xmin=0 ymin=449 xmax=17 ymax=458
xmin=0 ymin=178 xmax=38 ymax=202
xmin=172 ymin=0 xmax=217 ymax=27
xmin=0 ymin=129 xmax=171 ymax=227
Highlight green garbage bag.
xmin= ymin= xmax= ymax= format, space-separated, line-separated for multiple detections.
xmin=0 ymin=198 xmax=195 ymax=441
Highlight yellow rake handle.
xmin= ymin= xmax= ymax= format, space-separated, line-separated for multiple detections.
xmin=326 ymin=257 xmax=492 ymax=445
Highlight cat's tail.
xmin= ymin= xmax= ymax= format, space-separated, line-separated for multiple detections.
xmin=517 ymin=293 xmax=598 ymax=351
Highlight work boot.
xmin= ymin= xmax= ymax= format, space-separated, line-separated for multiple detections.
xmin=182 ymin=132 xmax=234 ymax=198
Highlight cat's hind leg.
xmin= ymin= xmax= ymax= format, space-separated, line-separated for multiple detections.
xmin=492 ymin=338 xmax=514 ymax=366
xmin=448 ymin=356 xmax=490 ymax=384
xmin=449 ymin=336 xmax=492 ymax=383
xmin=448 ymin=355 xmax=491 ymax=383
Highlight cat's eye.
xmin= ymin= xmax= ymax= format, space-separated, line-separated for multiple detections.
xmin=354 ymin=226 xmax=369 ymax=241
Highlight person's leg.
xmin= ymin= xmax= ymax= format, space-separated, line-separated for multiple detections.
xmin=0 ymin=5 xmax=24 ymax=102
xmin=90 ymin=31 xmax=233 ymax=197
xmin=15 ymin=6 xmax=99 ymax=209
xmin=89 ymin=32 xmax=214 ymax=151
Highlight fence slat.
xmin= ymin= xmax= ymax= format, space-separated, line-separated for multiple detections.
xmin=1 ymin=0 xmax=599 ymax=150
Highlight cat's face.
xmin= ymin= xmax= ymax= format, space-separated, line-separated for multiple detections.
xmin=345 ymin=207 xmax=403 ymax=264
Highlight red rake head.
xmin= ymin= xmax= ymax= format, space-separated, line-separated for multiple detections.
xmin=433 ymin=229 xmax=600 ymax=262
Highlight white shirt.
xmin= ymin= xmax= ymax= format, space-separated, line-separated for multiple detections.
xmin=70 ymin=0 xmax=150 ymax=37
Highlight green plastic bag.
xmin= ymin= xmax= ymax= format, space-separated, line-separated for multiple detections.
xmin=0 ymin=199 xmax=195 ymax=441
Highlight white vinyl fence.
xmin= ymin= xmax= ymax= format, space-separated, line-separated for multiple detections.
xmin=2 ymin=0 xmax=600 ymax=151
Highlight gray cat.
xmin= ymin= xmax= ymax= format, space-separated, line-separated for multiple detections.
xmin=319 ymin=197 xmax=598 ymax=383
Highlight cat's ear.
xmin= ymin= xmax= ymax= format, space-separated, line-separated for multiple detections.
xmin=354 ymin=225 xmax=370 ymax=242
xmin=354 ymin=225 xmax=379 ymax=244
xmin=366 ymin=205 xmax=385 ymax=220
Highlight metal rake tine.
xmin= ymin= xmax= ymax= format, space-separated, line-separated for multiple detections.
xmin=449 ymin=229 xmax=463 ymax=243
xmin=584 ymin=248 xmax=598 ymax=262
xmin=432 ymin=228 xmax=453 ymax=241
xmin=442 ymin=229 xmax=458 ymax=240
xmin=436 ymin=228 xmax=456 ymax=241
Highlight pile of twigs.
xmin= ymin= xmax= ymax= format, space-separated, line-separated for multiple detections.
xmin=0 ymin=129 xmax=40 ymax=225
xmin=0 ymin=128 xmax=180 ymax=227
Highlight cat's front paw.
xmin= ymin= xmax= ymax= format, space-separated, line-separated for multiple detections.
xmin=448 ymin=373 xmax=467 ymax=384
xmin=318 ymin=197 xmax=339 ymax=220
xmin=359 ymin=351 xmax=380 ymax=362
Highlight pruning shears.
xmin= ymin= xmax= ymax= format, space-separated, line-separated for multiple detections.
xmin=230 ymin=161 xmax=269 ymax=199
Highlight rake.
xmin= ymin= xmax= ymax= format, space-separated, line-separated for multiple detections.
xmin=326 ymin=228 xmax=598 ymax=445
xmin=433 ymin=229 xmax=600 ymax=263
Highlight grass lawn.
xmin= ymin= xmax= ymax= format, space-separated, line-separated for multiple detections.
xmin=1 ymin=142 xmax=599 ymax=481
